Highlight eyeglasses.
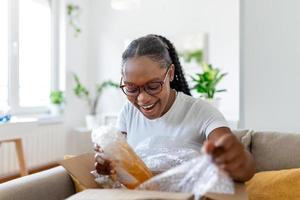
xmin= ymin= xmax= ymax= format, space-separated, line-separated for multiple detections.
xmin=120 ymin=66 xmax=170 ymax=97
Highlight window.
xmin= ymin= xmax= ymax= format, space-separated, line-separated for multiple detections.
xmin=0 ymin=0 xmax=60 ymax=114
xmin=19 ymin=0 xmax=51 ymax=107
xmin=0 ymin=0 xmax=8 ymax=110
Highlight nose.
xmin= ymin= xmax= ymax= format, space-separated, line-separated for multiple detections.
xmin=136 ymin=88 xmax=152 ymax=104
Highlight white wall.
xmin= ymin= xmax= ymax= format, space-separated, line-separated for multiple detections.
xmin=240 ymin=0 xmax=300 ymax=132
xmin=87 ymin=0 xmax=240 ymax=122
xmin=64 ymin=0 xmax=93 ymax=129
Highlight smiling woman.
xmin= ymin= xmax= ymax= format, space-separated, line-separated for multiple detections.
xmin=94 ymin=34 xmax=255 ymax=182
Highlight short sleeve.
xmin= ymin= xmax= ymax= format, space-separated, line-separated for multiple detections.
xmin=116 ymin=103 xmax=128 ymax=133
xmin=199 ymin=102 xmax=229 ymax=138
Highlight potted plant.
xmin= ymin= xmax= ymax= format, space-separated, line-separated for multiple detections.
xmin=72 ymin=73 xmax=118 ymax=129
xmin=180 ymin=49 xmax=227 ymax=108
xmin=49 ymin=90 xmax=64 ymax=116
xmin=190 ymin=62 xmax=227 ymax=108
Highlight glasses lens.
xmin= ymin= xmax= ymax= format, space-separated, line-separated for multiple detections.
xmin=145 ymin=82 xmax=162 ymax=95
xmin=123 ymin=85 xmax=139 ymax=96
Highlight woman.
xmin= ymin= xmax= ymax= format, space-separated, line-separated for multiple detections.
xmin=95 ymin=34 xmax=255 ymax=182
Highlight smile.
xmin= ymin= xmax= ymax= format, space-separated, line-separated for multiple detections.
xmin=141 ymin=103 xmax=156 ymax=110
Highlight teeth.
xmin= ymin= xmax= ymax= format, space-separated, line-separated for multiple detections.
xmin=142 ymin=103 xmax=155 ymax=109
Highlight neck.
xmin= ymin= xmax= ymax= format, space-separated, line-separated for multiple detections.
xmin=161 ymin=89 xmax=176 ymax=116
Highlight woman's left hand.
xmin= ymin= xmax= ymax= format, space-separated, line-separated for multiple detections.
xmin=203 ymin=127 xmax=255 ymax=182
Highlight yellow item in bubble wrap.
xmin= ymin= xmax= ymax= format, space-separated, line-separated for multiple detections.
xmin=92 ymin=126 xmax=153 ymax=189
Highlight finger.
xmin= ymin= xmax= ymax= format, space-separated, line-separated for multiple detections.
xmin=214 ymin=145 xmax=243 ymax=165
xmin=215 ymin=134 xmax=236 ymax=150
xmin=94 ymin=143 xmax=99 ymax=151
xmin=212 ymin=146 xmax=225 ymax=158
xmin=96 ymin=151 xmax=110 ymax=160
xmin=202 ymin=140 xmax=216 ymax=154
xmin=94 ymin=144 xmax=105 ymax=153
xmin=95 ymin=152 xmax=111 ymax=164
xmin=95 ymin=153 xmax=105 ymax=164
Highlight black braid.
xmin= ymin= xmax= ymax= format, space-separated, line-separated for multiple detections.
xmin=122 ymin=34 xmax=191 ymax=96
xmin=153 ymin=35 xmax=191 ymax=96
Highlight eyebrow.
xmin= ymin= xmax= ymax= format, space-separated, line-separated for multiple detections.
xmin=123 ymin=77 xmax=163 ymax=85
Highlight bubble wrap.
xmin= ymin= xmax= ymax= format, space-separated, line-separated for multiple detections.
xmin=138 ymin=155 xmax=234 ymax=199
xmin=135 ymin=137 xmax=202 ymax=173
xmin=135 ymin=136 xmax=234 ymax=199
xmin=91 ymin=128 xmax=234 ymax=199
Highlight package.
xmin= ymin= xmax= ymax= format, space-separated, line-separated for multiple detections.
xmin=91 ymin=126 xmax=153 ymax=189
xmin=91 ymin=126 xmax=234 ymax=199
xmin=59 ymin=154 xmax=247 ymax=200
xmin=66 ymin=189 xmax=194 ymax=200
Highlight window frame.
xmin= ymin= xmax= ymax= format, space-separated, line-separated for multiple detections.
xmin=5 ymin=0 xmax=62 ymax=115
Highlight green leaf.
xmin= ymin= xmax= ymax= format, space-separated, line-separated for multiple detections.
xmin=216 ymin=89 xmax=227 ymax=93
xmin=180 ymin=49 xmax=204 ymax=65
xmin=50 ymin=90 xmax=64 ymax=104
xmin=190 ymin=62 xmax=227 ymax=99
xmin=72 ymin=73 xmax=90 ymax=99
xmin=72 ymin=73 xmax=119 ymax=114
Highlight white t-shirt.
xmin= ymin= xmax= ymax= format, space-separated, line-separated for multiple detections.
xmin=116 ymin=92 xmax=229 ymax=148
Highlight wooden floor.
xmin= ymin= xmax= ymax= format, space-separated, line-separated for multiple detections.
xmin=0 ymin=162 xmax=59 ymax=184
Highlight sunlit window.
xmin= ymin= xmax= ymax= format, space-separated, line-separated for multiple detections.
xmin=19 ymin=0 xmax=51 ymax=107
xmin=0 ymin=0 xmax=60 ymax=114
xmin=0 ymin=0 xmax=8 ymax=110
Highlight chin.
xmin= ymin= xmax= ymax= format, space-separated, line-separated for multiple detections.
xmin=139 ymin=106 xmax=163 ymax=120
xmin=138 ymin=108 xmax=159 ymax=120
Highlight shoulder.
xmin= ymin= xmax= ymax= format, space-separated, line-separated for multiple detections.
xmin=176 ymin=92 xmax=225 ymax=119
xmin=176 ymin=92 xmax=208 ymax=110
xmin=120 ymin=100 xmax=141 ymax=118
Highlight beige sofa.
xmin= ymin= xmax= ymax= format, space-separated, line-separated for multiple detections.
xmin=1 ymin=130 xmax=300 ymax=200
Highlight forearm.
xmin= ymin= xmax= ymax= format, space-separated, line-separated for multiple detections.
xmin=231 ymin=149 xmax=255 ymax=182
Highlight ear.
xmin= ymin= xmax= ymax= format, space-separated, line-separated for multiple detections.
xmin=169 ymin=64 xmax=175 ymax=82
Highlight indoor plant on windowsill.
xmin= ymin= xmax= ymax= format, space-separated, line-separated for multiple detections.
xmin=190 ymin=62 xmax=227 ymax=108
xmin=72 ymin=73 xmax=118 ymax=130
xmin=49 ymin=90 xmax=64 ymax=116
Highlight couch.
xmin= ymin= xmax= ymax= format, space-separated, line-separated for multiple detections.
xmin=1 ymin=130 xmax=300 ymax=200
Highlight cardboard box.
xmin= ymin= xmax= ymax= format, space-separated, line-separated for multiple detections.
xmin=59 ymin=153 xmax=248 ymax=200
xmin=66 ymin=189 xmax=194 ymax=200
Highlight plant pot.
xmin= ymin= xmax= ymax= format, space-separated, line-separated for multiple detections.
xmin=204 ymin=98 xmax=221 ymax=109
xmin=85 ymin=115 xmax=99 ymax=130
xmin=49 ymin=104 xmax=62 ymax=116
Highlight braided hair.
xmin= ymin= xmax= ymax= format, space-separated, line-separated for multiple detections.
xmin=122 ymin=34 xmax=191 ymax=96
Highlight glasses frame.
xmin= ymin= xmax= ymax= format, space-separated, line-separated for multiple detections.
xmin=120 ymin=65 xmax=171 ymax=97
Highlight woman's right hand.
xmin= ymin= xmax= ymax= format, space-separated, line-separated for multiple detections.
xmin=94 ymin=144 xmax=116 ymax=175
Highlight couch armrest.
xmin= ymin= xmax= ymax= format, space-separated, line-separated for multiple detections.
xmin=0 ymin=166 xmax=75 ymax=200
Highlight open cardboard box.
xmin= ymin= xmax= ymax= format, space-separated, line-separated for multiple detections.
xmin=59 ymin=153 xmax=248 ymax=200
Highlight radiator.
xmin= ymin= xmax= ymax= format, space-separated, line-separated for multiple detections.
xmin=0 ymin=121 xmax=67 ymax=177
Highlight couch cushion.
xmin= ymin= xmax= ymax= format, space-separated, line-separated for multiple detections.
xmin=0 ymin=166 xmax=75 ymax=200
xmin=251 ymin=131 xmax=300 ymax=172
xmin=246 ymin=168 xmax=300 ymax=200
